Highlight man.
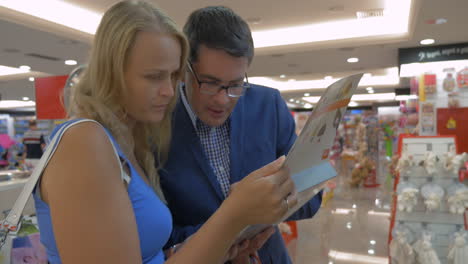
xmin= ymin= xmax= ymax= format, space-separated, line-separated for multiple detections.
xmin=22 ymin=119 xmax=45 ymax=168
xmin=160 ymin=6 xmax=322 ymax=263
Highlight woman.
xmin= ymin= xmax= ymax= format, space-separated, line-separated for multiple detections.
xmin=33 ymin=1 xmax=297 ymax=263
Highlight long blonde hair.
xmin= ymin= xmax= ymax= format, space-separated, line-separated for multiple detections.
xmin=69 ymin=0 xmax=188 ymax=201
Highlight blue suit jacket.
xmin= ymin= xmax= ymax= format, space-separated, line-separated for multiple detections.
xmin=160 ymin=84 xmax=322 ymax=263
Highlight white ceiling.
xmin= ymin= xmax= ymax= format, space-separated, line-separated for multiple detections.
xmin=0 ymin=0 xmax=467 ymax=106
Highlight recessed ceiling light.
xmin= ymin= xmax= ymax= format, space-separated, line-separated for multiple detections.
xmin=19 ymin=65 xmax=31 ymax=71
xmin=28 ymin=77 xmax=35 ymax=82
xmin=420 ymin=39 xmax=435 ymax=45
xmin=280 ymin=74 xmax=286 ymax=78
xmin=363 ymin=73 xmax=372 ymax=78
xmin=304 ymin=93 xmax=310 ymax=96
xmin=295 ymin=100 xmax=300 ymax=104
xmin=22 ymin=97 xmax=30 ymax=101
xmin=65 ymin=59 xmax=77 ymax=65
xmin=366 ymin=87 xmax=373 ymax=91
xmin=289 ymin=99 xmax=294 ymax=102
xmin=304 ymin=103 xmax=313 ymax=109
xmin=368 ymin=90 xmax=374 ymax=94
xmin=349 ymin=101 xmax=358 ymax=107
xmin=289 ymin=79 xmax=296 ymax=82
xmin=347 ymin=57 xmax=359 ymax=63
xmin=324 ymin=76 xmax=333 ymax=80
xmin=352 ymin=204 xmax=357 ymax=209
xmin=370 ymin=240 xmax=376 ymax=245
xmin=368 ymin=249 xmax=375 ymax=255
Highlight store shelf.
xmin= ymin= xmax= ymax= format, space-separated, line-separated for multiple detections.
xmin=396 ymin=211 xmax=464 ymax=225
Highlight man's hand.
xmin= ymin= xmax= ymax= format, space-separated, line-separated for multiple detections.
xmin=230 ymin=227 xmax=276 ymax=263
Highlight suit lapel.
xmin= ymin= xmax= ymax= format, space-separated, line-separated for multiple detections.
xmin=175 ymin=102 xmax=225 ymax=202
xmin=229 ymin=96 xmax=245 ymax=184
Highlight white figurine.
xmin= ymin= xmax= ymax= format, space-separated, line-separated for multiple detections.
xmin=448 ymin=231 xmax=468 ymax=264
xmin=413 ymin=232 xmax=441 ymax=264
xmin=390 ymin=229 xmax=415 ymax=264
xmin=397 ymin=188 xmax=419 ymax=213
xmin=423 ymin=152 xmax=438 ymax=176
xmin=447 ymin=185 xmax=468 ymax=215
xmin=396 ymin=153 xmax=416 ymax=175
xmin=421 ymin=184 xmax=444 ymax=212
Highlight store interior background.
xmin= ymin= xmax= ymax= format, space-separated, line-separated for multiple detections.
xmin=2 ymin=0 xmax=468 ymax=263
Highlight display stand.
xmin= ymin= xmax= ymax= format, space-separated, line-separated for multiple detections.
xmin=388 ymin=135 xmax=468 ymax=264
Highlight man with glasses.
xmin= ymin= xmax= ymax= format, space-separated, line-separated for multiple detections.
xmin=159 ymin=6 xmax=322 ymax=263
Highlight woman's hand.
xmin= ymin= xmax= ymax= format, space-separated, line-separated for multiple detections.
xmin=227 ymin=156 xmax=298 ymax=226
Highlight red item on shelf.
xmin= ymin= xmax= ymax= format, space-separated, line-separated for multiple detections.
xmin=457 ymin=68 xmax=468 ymax=88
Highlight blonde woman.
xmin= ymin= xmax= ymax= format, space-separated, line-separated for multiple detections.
xmin=32 ymin=1 xmax=297 ymax=264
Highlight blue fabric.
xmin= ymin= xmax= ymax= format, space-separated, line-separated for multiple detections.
xmin=33 ymin=119 xmax=172 ymax=264
xmin=160 ymin=84 xmax=323 ymax=264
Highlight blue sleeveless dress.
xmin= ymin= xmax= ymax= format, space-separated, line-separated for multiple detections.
xmin=33 ymin=119 xmax=172 ymax=263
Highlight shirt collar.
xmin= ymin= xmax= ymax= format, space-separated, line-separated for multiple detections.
xmin=179 ymin=84 xmax=231 ymax=131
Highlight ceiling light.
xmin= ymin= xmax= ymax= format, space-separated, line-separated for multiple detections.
xmin=420 ymin=39 xmax=435 ymax=45
xmin=280 ymin=74 xmax=286 ymax=78
xmin=347 ymin=57 xmax=359 ymax=63
xmin=289 ymin=99 xmax=294 ymax=102
xmin=395 ymin=94 xmax=418 ymax=101
xmin=348 ymin=102 xmax=358 ymax=107
xmin=302 ymin=96 xmax=321 ymax=104
xmin=329 ymin=250 xmax=388 ymax=264
xmin=22 ymin=97 xmax=30 ymax=101
xmin=19 ymin=65 xmax=31 ymax=71
xmin=368 ymin=90 xmax=375 ymax=94
xmin=288 ymin=79 xmax=296 ymax=82
xmin=400 ymin=60 xmax=468 ymax=77
xmin=28 ymin=77 xmax=35 ymax=82
xmin=368 ymin=249 xmax=375 ymax=255
xmin=332 ymin=208 xmax=356 ymax=215
xmin=370 ymin=240 xmax=376 ymax=245
xmin=250 ymin=67 xmax=400 ymax=91
xmin=295 ymin=100 xmax=300 ymax=104
xmin=363 ymin=73 xmax=372 ymax=78
xmin=368 ymin=210 xmax=391 ymax=217
xmin=375 ymin=199 xmax=380 ymax=206
xmin=65 ymin=60 xmax=77 ymax=65
xmin=346 ymin=222 xmax=352 ymax=229
xmin=366 ymin=87 xmax=374 ymax=91
xmin=304 ymin=93 xmax=310 ymax=96
xmin=324 ymin=76 xmax=333 ymax=80
xmin=0 ymin=0 xmax=101 ymax=34
xmin=252 ymin=0 xmax=412 ymax=48
xmin=0 ymin=65 xmax=29 ymax=76
xmin=352 ymin=204 xmax=357 ymax=209
xmin=0 ymin=100 xmax=36 ymax=109
xmin=351 ymin=93 xmax=396 ymax=101
xmin=2 ymin=0 xmax=412 ymax=49
xmin=304 ymin=103 xmax=313 ymax=109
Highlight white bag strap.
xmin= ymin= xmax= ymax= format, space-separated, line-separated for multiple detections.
xmin=0 ymin=119 xmax=128 ymax=233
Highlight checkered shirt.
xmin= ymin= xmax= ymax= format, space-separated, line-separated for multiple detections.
xmin=180 ymin=85 xmax=232 ymax=197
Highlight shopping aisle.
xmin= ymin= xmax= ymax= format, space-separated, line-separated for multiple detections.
xmin=293 ymin=172 xmax=393 ymax=264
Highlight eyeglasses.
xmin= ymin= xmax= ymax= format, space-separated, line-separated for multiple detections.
xmin=187 ymin=62 xmax=250 ymax=98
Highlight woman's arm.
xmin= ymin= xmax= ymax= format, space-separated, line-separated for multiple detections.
xmin=40 ymin=122 xmax=142 ymax=264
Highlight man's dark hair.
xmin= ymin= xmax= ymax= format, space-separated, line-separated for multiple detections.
xmin=183 ymin=6 xmax=254 ymax=64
